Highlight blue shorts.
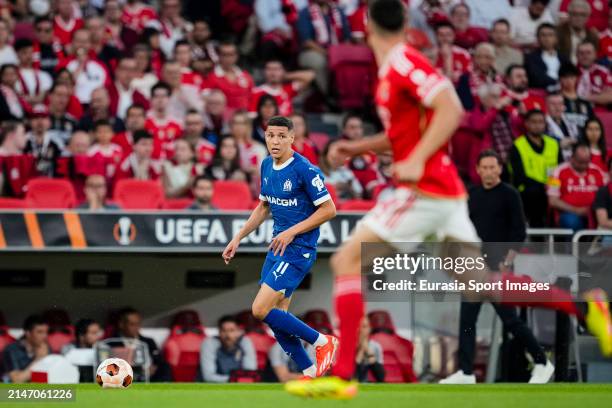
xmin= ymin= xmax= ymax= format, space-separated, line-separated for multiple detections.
xmin=259 ymin=244 xmax=317 ymax=298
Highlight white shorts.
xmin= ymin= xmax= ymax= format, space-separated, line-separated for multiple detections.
xmin=362 ymin=188 xmax=481 ymax=244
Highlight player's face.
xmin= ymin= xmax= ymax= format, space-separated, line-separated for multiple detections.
xmin=265 ymin=125 xmax=295 ymax=159
xmin=476 ymin=156 xmax=502 ymax=187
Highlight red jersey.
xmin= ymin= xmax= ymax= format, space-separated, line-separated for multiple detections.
xmin=113 ymin=153 xmax=162 ymax=188
xmin=578 ymin=64 xmax=612 ymax=99
xmin=435 ymin=46 xmax=472 ymax=84
xmin=293 ymin=139 xmax=319 ymax=165
xmin=560 ymin=0 xmax=609 ymax=32
xmin=181 ymin=68 xmax=205 ymax=89
xmin=144 ymin=115 xmax=183 ymax=160
xmin=87 ymin=143 xmax=124 ymax=178
xmin=204 ymin=65 xmax=254 ymax=112
xmin=196 ymin=139 xmax=216 ymax=166
xmin=0 ymin=154 xmax=37 ymax=198
xmin=548 ymin=162 xmax=608 ymax=207
xmin=599 ymin=29 xmax=612 ymax=60
xmin=250 ymin=83 xmax=298 ymax=116
xmin=53 ymin=16 xmax=84 ymax=46
xmin=121 ymin=3 xmax=158 ymax=32
xmin=375 ymin=43 xmax=466 ymax=198
xmin=112 ymin=132 xmax=134 ymax=158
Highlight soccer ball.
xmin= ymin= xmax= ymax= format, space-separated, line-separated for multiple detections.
xmin=96 ymin=358 xmax=133 ymax=388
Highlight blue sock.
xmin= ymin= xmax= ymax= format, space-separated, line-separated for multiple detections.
xmin=263 ymin=309 xmax=319 ymax=345
xmin=273 ymin=329 xmax=313 ymax=371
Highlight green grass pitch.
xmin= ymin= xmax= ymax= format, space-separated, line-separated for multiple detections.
xmin=1 ymin=383 xmax=611 ymax=408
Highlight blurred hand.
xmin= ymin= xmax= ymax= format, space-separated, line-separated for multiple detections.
xmin=393 ymin=157 xmax=425 ymax=183
xmin=222 ymin=238 xmax=240 ymax=264
xmin=328 ymin=140 xmax=357 ymax=167
xmin=269 ymin=229 xmax=296 ymax=257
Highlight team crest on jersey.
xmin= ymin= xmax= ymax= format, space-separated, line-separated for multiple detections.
xmin=283 ymin=179 xmax=292 ymax=192
xmin=377 ymin=80 xmax=390 ymax=103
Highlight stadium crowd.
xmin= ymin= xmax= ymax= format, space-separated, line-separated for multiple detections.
xmin=0 ymin=0 xmax=611 ymax=228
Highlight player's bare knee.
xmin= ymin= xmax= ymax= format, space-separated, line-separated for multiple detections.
xmin=251 ymin=303 xmax=270 ymax=321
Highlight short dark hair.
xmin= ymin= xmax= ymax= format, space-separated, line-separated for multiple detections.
xmin=572 ymin=142 xmax=591 ymax=156
xmin=369 ymin=0 xmax=406 ymax=33
xmin=525 ymin=109 xmax=545 ymax=120
xmin=532 ymin=0 xmax=551 ymax=5
xmin=118 ymin=307 xmax=140 ymax=322
xmin=193 ymin=175 xmax=214 ymax=188
xmin=173 ymin=40 xmax=190 ymax=53
xmin=267 ymin=116 xmax=294 ymax=131
xmin=126 ymin=104 xmax=146 ymax=116
xmin=151 ymin=81 xmax=172 ymax=96
xmin=536 ymin=22 xmax=556 ymax=36
xmin=505 ymin=63 xmax=525 ymax=78
xmin=14 ymin=38 xmax=33 ymax=52
xmin=34 ymin=16 xmax=53 ymax=26
xmin=342 ymin=113 xmax=362 ymax=129
xmin=217 ymin=315 xmax=238 ymax=329
xmin=93 ymin=119 xmax=112 ymax=131
xmin=558 ymin=63 xmax=580 ymax=78
xmin=75 ymin=318 xmax=98 ymax=338
xmin=492 ymin=18 xmax=510 ymax=29
xmin=23 ymin=314 xmax=47 ymax=332
xmin=477 ymin=149 xmax=502 ymax=165
xmin=265 ymin=58 xmax=285 ymax=68
xmin=133 ymin=129 xmax=153 ymax=144
xmin=435 ymin=21 xmax=455 ymax=33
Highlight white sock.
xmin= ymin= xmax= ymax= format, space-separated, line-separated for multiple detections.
xmin=303 ymin=365 xmax=316 ymax=378
xmin=313 ymin=333 xmax=328 ymax=347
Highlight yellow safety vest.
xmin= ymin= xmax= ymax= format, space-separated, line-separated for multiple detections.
xmin=513 ymin=135 xmax=559 ymax=188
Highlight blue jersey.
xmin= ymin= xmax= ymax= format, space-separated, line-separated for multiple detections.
xmin=259 ymin=152 xmax=331 ymax=249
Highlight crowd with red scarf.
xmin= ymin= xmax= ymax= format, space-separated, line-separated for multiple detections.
xmin=0 ymin=0 xmax=611 ymax=231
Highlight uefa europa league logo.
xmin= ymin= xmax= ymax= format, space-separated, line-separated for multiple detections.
xmin=113 ymin=217 xmax=137 ymax=246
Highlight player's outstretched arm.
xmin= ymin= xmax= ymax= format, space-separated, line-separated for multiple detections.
xmin=222 ymin=200 xmax=270 ymax=264
xmin=394 ymin=87 xmax=464 ymax=183
xmin=269 ymin=199 xmax=336 ymax=256
xmin=328 ymin=133 xmax=392 ymax=166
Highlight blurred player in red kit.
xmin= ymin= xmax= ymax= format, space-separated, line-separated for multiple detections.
xmin=286 ymin=0 xmax=612 ymax=399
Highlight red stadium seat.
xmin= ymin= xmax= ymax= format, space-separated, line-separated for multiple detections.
xmin=370 ymin=332 xmax=417 ymax=383
xmin=0 ymin=311 xmax=15 ymax=356
xmin=171 ymin=310 xmax=203 ymax=329
xmin=324 ymin=183 xmax=339 ymax=205
xmin=308 ymin=132 xmax=330 ymax=153
xmin=211 ymin=180 xmax=253 ymax=210
xmin=328 ymin=44 xmax=376 ymax=110
xmin=303 ymin=309 xmax=334 ymax=335
xmin=47 ymin=326 xmax=76 ymax=354
xmin=25 ymin=178 xmax=77 ymax=209
xmin=245 ymin=331 xmax=276 ymax=371
xmin=0 ymin=198 xmax=27 ymax=209
xmin=339 ymin=199 xmax=376 ymax=212
xmin=162 ymin=198 xmax=194 ymax=210
xmin=164 ymin=325 xmax=206 ymax=382
xmin=113 ymin=179 xmax=165 ymax=210
xmin=235 ymin=310 xmax=267 ymax=334
xmin=368 ymin=310 xmax=396 ymax=334
xmin=597 ymin=112 xmax=612 ymax=151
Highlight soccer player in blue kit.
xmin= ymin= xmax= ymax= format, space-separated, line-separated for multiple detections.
xmin=222 ymin=116 xmax=339 ymax=379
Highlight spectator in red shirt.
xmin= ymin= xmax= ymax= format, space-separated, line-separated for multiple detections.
xmin=114 ymin=129 xmax=162 ymax=185
xmin=87 ymin=119 xmax=123 ymax=179
xmin=580 ymin=117 xmax=609 ymax=172
xmin=0 ymin=121 xmax=35 ymax=197
xmin=108 ymin=57 xmax=150 ymax=120
xmin=504 ymin=64 xmax=547 ymax=118
xmin=290 ymin=112 xmax=319 ymax=165
xmin=14 ymin=39 xmax=53 ymax=106
xmin=174 ymin=40 xmax=205 ymax=90
xmin=434 ymin=21 xmax=472 ymax=84
xmin=252 ymin=94 xmax=280 ymax=144
xmin=250 ymin=59 xmax=315 ymax=117
xmin=559 ymin=0 xmax=609 ymax=33
xmin=121 ymin=0 xmax=158 ymax=33
xmin=456 ymin=42 xmax=504 ymax=111
xmin=576 ymin=41 xmax=612 ymax=109
xmin=340 ymin=113 xmax=379 ymax=196
xmin=53 ymin=68 xmax=83 ymax=120
xmin=598 ymin=13 xmax=612 ymax=64
xmin=112 ymin=104 xmax=146 ymax=159
xmin=204 ymin=42 xmax=254 ymax=114
xmin=449 ymin=3 xmax=488 ymax=51
xmin=183 ymin=110 xmax=216 ymax=166
xmin=548 ymin=143 xmax=608 ymax=230
xmin=53 ymin=0 xmax=84 ymax=46
xmin=557 ymin=0 xmax=600 ymax=64
xmin=144 ymin=82 xmax=183 ymax=160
